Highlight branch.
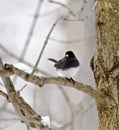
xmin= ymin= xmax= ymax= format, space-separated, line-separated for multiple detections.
xmin=0 ymin=58 xmax=50 ymax=130
xmin=19 ymin=0 xmax=43 ymax=61
xmin=3 ymin=64 xmax=98 ymax=101
xmin=31 ymin=16 xmax=63 ymax=75
xmin=48 ymin=0 xmax=77 ymax=16
xmin=0 ymin=44 xmax=50 ymax=76
xmin=50 ymin=35 xmax=95 ymax=44
xmin=64 ymin=1 xmax=97 ymax=21
xmin=0 ymin=90 xmax=8 ymax=100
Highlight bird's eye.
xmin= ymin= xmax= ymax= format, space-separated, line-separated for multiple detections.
xmin=65 ymin=54 xmax=69 ymax=57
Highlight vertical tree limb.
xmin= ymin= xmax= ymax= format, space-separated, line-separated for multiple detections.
xmin=92 ymin=0 xmax=119 ymax=129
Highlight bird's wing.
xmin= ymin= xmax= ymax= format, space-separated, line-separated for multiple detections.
xmin=55 ymin=58 xmax=79 ymax=70
xmin=54 ymin=58 xmax=65 ymax=69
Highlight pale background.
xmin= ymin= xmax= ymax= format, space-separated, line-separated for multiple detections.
xmin=0 ymin=0 xmax=98 ymax=130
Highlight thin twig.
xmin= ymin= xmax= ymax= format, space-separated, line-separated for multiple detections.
xmin=0 ymin=118 xmax=19 ymax=130
xmin=0 ymin=44 xmax=50 ymax=76
xmin=19 ymin=0 xmax=43 ymax=61
xmin=64 ymin=1 xmax=97 ymax=22
xmin=50 ymin=35 xmax=95 ymax=44
xmin=78 ymin=0 xmax=87 ymax=16
xmin=48 ymin=0 xmax=77 ymax=16
xmin=40 ymin=0 xmax=76 ymax=18
xmin=12 ymin=0 xmax=43 ymax=83
xmin=81 ymin=1 xmax=97 ymax=21
xmin=0 ymin=117 xmax=19 ymax=121
xmin=31 ymin=16 xmax=63 ymax=75
xmin=33 ymin=86 xmax=37 ymax=109
xmin=57 ymin=85 xmax=74 ymax=130
xmin=75 ymin=99 xmax=95 ymax=115
xmin=0 ymin=90 xmax=8 ymax=100
xmin=18 ymin=84 xmax=27 ymax=93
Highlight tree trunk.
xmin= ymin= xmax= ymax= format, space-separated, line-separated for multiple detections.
xmin=92 ymin=0 xmax=119 ymax=130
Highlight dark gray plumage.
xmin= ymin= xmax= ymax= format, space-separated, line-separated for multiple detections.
xmin=48 ymin=51 xmax=80 ymax=77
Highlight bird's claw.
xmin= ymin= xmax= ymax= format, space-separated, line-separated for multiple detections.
xmin=65 ymin=77 xmax=75 ymax=84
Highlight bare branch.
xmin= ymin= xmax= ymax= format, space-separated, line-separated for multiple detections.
xmin=57 ymin=85 xmax=74 ymax=130
xmin=81 ymin=1 xmax=97 ymax=21
xmin=0 ymin=58 xmax=50 ymax=130
xmin=0 ymin=90 xmax=8 ymax=100
xmin=19 ymin=0 xmax=43 ymax=61
xmin=50 ymin=35 xmax=95 ymax=44
xmin=0 ymin=44 xmax=50 ymax=76
xmin=64 ymin=1 xmax=97 ymax=22
xmin=31 ymin=16 xmax=63 ymax=75
xmin=3 ymin=64 xmax=98 ymax=101
xmin=0 ymin=117 xmax=19 ymax=121
xmin=18 ymin=84 xmax=27 ymax=93
xmin=48 ymin=0 xmax=77 ymax=16
xmin=0 ymin=118 xmax=19 ymax=130
xmin=78 ymin=0 xmax=87 ymax=16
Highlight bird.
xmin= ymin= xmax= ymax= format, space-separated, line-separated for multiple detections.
xmin=48 ymin=51 xmax=80 ymax=78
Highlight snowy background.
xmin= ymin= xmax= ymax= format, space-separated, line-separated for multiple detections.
xmin=0 ymin=0 xmax=98 ymax=130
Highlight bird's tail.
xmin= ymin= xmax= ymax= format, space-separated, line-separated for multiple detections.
xmin=48 ymin=58 xmax=57 ymax=63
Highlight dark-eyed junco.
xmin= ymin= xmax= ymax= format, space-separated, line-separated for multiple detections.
xmin=48 ymin=51 xmax=80 ymax=78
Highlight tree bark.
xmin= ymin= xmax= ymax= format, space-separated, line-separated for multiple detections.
xmin=92 ymin=0 xmax=119 ymax=130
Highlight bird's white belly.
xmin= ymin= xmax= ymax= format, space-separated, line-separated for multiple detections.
xmin=56 ymin=66 xmax=79 ymax=78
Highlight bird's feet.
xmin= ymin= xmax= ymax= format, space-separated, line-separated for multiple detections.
xmin=65 ymin=77 xmax=75 ymax=84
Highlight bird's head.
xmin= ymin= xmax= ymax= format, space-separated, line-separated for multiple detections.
xmin=65 ymin=51 xmax=75 ymax=58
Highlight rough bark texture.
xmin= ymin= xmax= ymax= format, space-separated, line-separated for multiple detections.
xmin=92 ymin=0 xmax=119 ymax=130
